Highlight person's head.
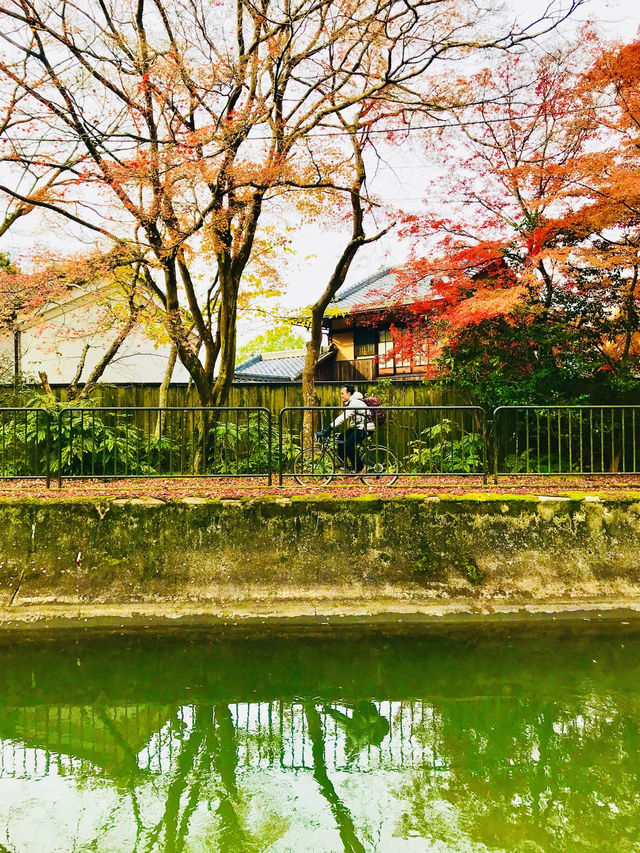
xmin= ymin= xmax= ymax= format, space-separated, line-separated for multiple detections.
xmin=340 ymin=384 xmax=356 ymax=403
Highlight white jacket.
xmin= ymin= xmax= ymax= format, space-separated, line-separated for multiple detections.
xmin=331 ymin=391 xmax=375 ymax=432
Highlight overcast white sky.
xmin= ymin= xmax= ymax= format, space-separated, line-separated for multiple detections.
xmin=0 ymin=0 xmax=639 ymax=344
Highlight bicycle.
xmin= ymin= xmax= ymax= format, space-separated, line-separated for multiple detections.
xmin=293 ymin=431 xmax=398 ymax=486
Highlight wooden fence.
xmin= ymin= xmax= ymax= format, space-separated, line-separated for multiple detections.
xmin=20 ymin=380 xmax=474 ymax=415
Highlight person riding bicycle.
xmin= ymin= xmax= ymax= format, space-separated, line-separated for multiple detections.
xmin=316 ymin=384 xmax=374 ymax=473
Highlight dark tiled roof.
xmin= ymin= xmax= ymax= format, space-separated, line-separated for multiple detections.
xmin=235 ymin=353 xmax=306 ymax=381
xmin=234 ymin=348 xmax=334 ymax=382
xmin=330 ymin=267 xmax=433 ymax=313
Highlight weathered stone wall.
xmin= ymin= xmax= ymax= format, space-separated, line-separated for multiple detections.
xmin=1 ymin=494 xmax=640 ymax=627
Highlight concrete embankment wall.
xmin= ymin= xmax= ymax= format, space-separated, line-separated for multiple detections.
xmin=1 ymin=494 xmax=640 ymax=628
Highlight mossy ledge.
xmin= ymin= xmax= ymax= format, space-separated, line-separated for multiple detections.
xmin=1 ymin=493 xmax=640 ymax=628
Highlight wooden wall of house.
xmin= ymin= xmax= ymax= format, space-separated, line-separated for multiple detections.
xmin=329 ymin=328 xmax=355 ymax=361
xmin=330 ymin=358 xmax=377 ymax=382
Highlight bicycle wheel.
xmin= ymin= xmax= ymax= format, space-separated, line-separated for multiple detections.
xmin=293 ymin=445 xmax=336 ymax=486
xmin=360 ymin=445 xmax=398 ymax=486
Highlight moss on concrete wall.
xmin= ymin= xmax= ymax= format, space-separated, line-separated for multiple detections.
xmin=1 ymin=494 xmax=640 ymax=619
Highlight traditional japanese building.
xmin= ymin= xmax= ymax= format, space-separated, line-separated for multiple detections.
xmin=321 ymin=267 xmax=435 ymax=382
xmin=233 ymin=267 xmax=436 ymax=384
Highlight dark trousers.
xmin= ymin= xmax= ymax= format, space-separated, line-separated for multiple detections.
xmin=336 ymin=427 xmax=366 ymax=471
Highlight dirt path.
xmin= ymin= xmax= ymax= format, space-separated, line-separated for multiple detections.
xmin=0 ymin=474 xmax=639 ymax=501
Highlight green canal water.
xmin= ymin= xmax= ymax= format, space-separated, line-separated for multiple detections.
xmin=0 ymin=625 xmax=639 ymax=852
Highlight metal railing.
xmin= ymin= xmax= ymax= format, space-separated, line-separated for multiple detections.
xmin=0 ymin=699 xmax=445 ymax=780
xmin=0 ymin=407 xmax=51 ymax=487
xmin=493 ymin=405 xmax=640 ymax=481
xmin=278 ymin=406 xmax=487 ymax=485
xmin=0 ymin=403 xmax=639 ymax=486
xmin=57 ymin=407 xmax=273 ymax=485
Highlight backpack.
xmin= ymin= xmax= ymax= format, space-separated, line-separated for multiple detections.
xmin=363 ymin=396 xmax=386 ymax=427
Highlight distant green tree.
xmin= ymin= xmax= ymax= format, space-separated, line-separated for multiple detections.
xmin=237 ymin=324 xmax=307 ymax=364
xmin=436 ymin=289 xmax=638 ymax=410
xmin=0 ymin=252 xmax=17 ymax=274
xmin=0 ymin=252 xmax=21 ymax=389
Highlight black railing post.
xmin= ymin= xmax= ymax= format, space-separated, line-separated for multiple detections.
xmin=480 ymin=408 xmax=488 ymax=486
xmin=57 ymin=409 xmax=64 ymax=489
xmin=45 ymin=412 xmax=51 ymax=490
xmin=492 ymin=408 xmax=501 ymax=484
xmin=266 ymin=409 xmax=273 ymax=486
xmin=278 ymin=408 xmax=285 ymax=486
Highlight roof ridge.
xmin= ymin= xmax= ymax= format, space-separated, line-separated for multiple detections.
xmin=333 ymin=267 xmax=393 ymax=303
xmin=291 ymin=346 xmax=334 ymax=379
xmin=235 ymin=346 xmax=335 ymax=381
xmin=261 ymin=348 xmax=307 ymax=360
xmin=235 ymin=353 xmax=262 ymax=371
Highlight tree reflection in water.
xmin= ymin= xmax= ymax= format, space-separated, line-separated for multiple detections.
xmin=0 ymin=630 xmax=640 ymax=851
xmin=305 ymin=703 xmax=367 ymax=853
xmin=397 ymin=692 xmax=640 ymax=852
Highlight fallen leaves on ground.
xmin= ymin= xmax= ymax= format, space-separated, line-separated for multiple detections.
xmin=0 ymin=475 xmax=638 ymax=502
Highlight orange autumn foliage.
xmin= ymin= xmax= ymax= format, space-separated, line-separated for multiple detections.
xmin=397 ymin=36 xmax=640 ymax=383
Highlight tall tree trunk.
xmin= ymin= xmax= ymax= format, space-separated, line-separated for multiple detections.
xmin=159 ymin=344 xmax=178 ymax=408
xmin=154 ymin=343 xmax=177 ymax=440
xmin=210 ymin=269 xmax=238 ymax=407
xmin=302 ymin=121 xmax=393 ymax=416
xmin=302 ymin=315 xmax=323 ymax=410
xmin=68 ymin=343 xmax=89 ymax=399
xmin=159 ymin=258 xmax=217 ymax=409
xmin=72 ymin=309 xmax=140 ymax=403
xmin=209 ymin=193 xmax=264 ymax=407
xmin=622 ymin=264 xmax=638 ymax=361
xmin=301 ymin=240 xmax=365 ymax=412
xmin=300 ymin=122 xmax=392 ymax=444
xmin=38 ymin=370 xmax=56 ymax=402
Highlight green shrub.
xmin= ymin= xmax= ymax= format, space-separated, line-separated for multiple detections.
xmin=0 ymin=397 xmax=177 ymax=477
xmin=207 ymin=412 xmax=298 ymax=475
xmin=405 ymin=418 xmax=484 ymax=474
